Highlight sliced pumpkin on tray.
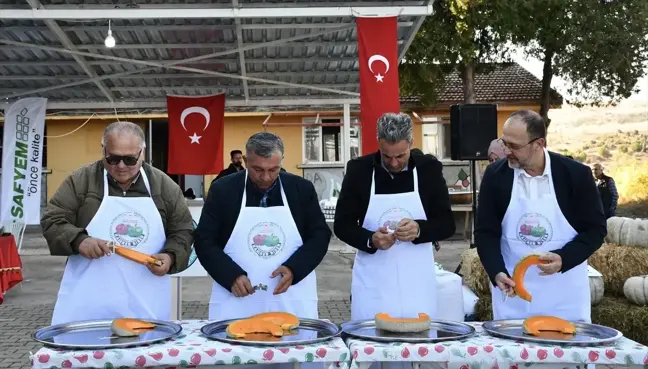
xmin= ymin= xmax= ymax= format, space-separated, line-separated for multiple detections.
xmin=111 ymin=318 xmax=156 ymax=337
xmin=522 ymin=316 xmax=576 ymax=337
xmin=375 ymin=312 xmax=431 ymax=333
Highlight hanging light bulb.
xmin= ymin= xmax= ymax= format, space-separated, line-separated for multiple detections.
xmin=105 ymin=20 xmax=116 ymax=48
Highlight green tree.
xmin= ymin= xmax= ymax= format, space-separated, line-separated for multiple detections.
xmin=399 ymin=0 xmax=512 ymax=105
xmin=499 ymin=0 xmax=648 ymax=126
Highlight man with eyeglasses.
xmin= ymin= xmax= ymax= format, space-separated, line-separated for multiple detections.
xmin=475 ymin=110 xmax=606 ymax=323
xmin=194 ymin=132 xmax=330 ymax=323
xmin=42 ymin=121 xmax=194 ymax=325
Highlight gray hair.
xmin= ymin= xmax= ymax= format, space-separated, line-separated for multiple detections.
xmin=246 ymin=132 xmax=284 ymax=158
xmin=377 ymin=113 xmax=413 ymax=143
xmin=102 ymin=121 xmax=146 ymax=149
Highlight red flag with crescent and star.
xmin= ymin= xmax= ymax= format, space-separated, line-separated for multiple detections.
xmin=356 ymin=16 xmax=401 ymax=155
xmin=166 ymin=94 xmax=225 ymax=175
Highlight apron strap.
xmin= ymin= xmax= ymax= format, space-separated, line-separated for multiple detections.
xmin=370 ymin=168 xmax=376 ymax=195
xmin=412 ymin=166 xmax=419 ymax=193
xmin=279 ymin=176 xmax=289 ymax=207
xmin=241 ymin=169 xmax=249 ymax=210
xmin=102 ymin=167 xmax=149 ymax=197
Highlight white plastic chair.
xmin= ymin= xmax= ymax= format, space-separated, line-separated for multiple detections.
xmin=8 ymin=220 xmax=26 ymax=254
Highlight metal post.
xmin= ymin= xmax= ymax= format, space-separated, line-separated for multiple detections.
xmin=343 ymin=103 xmax=351 ymax=169
xmin=147 ymin=119 xmax=153 ymax=164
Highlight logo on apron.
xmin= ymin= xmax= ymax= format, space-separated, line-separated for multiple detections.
xmin=516 ymin=212 xmax=553 ymax=247
xmin=378 ymin=207 xmax=413 ymax=232
xmin=248 ymin=222 xmax=285 ymax=259
xmin=110 ymin=212 xmax=149 ymax=248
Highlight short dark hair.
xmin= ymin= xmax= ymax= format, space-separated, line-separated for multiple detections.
xmin=508 ymin=110 xmax=547 ymax=140
xmin=230 ymin=150 xmax=242 ymax=158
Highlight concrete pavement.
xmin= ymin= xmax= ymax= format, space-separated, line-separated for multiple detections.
xmin=0 ymin=232 xmax=469 ymax=369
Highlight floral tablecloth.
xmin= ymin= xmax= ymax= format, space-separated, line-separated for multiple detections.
xmin=31 ymin=320 xmax=351 ymax=369
xmin=346 ymin=322 xmax=648 ymax=369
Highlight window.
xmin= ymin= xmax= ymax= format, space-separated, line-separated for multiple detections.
xmin=302 ymin=117 xmax=360 ymax=163
xmin=422 ymin=116 xmax=451 ymax=159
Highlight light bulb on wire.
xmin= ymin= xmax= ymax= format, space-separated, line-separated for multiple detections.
xmin=105 ymin=20 xmax=115 ymax=48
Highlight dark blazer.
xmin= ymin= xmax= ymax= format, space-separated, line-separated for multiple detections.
xmin=475 ymin=152 xmax=607 ymax=286
xmin=194 ymin=170 xmax=331 ymax=292
xmin=333 ymin=149 xmax=456 ymax=254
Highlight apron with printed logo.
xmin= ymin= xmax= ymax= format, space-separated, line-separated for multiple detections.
xmin=491 ymin=165 xmax=590 ymax=323
xmin=51 ymin=168 xmax=170 ymax=325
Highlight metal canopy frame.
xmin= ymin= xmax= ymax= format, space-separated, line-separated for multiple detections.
xmin=0 ymin=0 xmax=433 ymax=112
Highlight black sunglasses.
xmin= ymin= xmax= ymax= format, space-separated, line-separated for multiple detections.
xmin=104 ymin=150 xmax=142 ymax=166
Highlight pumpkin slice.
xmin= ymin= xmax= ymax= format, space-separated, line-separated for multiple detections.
xmin=226 ymin=318 xmax=284 ymax=339
xmin=522 ymin=316 xmax=576 ymax=336
xmin=251 ymin=312 xmax=300 ymax=331
xmin=375 ymin=312 xmax=430 ymax=333
xmin=512 ymin=254 xmax=550 ymax=302
xmin=113 ymin=245 xmax=162 ymax=267
xmin=111 ymin=318 xmax=156 ymax=337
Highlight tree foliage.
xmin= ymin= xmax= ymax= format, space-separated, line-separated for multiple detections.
xmin=399 ymin=0 xmax=512 ymax=105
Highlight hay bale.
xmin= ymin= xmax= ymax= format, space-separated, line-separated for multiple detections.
xmin=588 ymin=243 xmax=648 ymax=297
xmin=472 ymin=295 xmax=648 ymax=345
xmin=474 ymin=295 xmax=493 ymax=321
xmin=460 ymin=248 xmax=491 ymax=298
xmin=592 ymin=296 xmax=648 ymax=345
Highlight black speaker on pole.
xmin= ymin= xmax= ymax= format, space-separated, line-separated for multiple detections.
xmin=450 ymin=104 xmax=498 ymax=161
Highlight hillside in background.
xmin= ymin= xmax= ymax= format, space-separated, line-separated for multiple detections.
xmin=546 ymin=100 xmax=648 ymax=218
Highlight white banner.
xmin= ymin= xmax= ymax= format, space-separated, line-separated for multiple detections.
xmin=1 ymin=97 xmax=47 ymax=227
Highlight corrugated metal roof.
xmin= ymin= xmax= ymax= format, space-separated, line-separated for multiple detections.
xmin=0 ymin=0 xmax=426 ymax=111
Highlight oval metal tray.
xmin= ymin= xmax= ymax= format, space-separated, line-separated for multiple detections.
xmin=201 ymin=318 xmax=341 ymax=346
xmin=482 ymin=319 xmax=623 ymax=346
xmin=340 ymin=319 xmax=476 ymax=343
xmin=33 ymin=319 xmax=183 ymax=350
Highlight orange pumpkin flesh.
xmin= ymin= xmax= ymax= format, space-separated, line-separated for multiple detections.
xmin=226 ymin=318 xmax=284 ymax=339
xmin=512 ymin=255 xmax=550 ymax=302
xmin=113 ymin=246 xmax=162 ymax=267
xmin=251 ymin=312 xmax=300 ymax=330
xmin=375 ymin=313 xmax=430 ymax=333
xmin=111 ymin=318 xmax=156 ymax=337
xmin=522 ymin=316 xmax=576 ymax=337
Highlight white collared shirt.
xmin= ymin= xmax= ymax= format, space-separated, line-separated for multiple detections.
xmin=513 ymin=149 xmax=552 ymax=200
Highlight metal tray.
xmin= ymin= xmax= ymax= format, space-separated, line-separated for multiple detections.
xmin=482 ymin=319 xmax=623 ymax=346
xmin=33 ymin=319 xmax=183 ymax=350
xmin=340 ymin=319 xmax=476 ymax=343
xmin=201 ymin=318 xmax=341 ymax=346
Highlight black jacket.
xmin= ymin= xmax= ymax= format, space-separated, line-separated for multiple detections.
xmin=333 ymin=149 xmax=456 ymax=253
xmin=475 ymin=152 xmax=607 ymax=286
xmin=194 ymin=170 xmax=331 ymax=292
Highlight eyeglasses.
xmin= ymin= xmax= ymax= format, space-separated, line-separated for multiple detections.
xmin=497 ymin=137 xmax=540 ymax=151
xmin=105 ymin=150 xmax=142 ymax=166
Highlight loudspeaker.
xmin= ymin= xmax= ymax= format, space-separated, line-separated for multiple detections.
xmin=450 ymin=104 xmax=498 ymax=160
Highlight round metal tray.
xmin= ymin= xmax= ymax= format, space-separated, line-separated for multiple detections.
xmin=33 ymin=319 xmax=183 ymax=350
xmin=201 ymin=318 xmax=341 ymax=346
xmin=340 ymin=319 xmax=476 ymax=343
xmin=482 ymin=319 xmax=623 ymax=346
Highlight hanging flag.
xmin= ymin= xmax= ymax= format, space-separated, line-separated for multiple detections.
xmin=356 ymin=16 xmax=401 ymax=155
xmin=0 ymin=97 xmax=47 ymax=227
xmin=166 ymin=94 xmax=225 ymax=175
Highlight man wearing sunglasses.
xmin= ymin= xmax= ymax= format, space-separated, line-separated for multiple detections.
xmin=475 ymin=110 xmax=606 ymax=324
xmin=42 ymin=121 xmax=194 ymax=325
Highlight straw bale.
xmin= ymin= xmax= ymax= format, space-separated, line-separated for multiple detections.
xmin=460 ymin=248 xmax=491 ymax=298
xmin=588 ymin=243 xmax=648 ymax=297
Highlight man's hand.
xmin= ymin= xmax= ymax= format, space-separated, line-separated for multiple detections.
xmin=231 ymin=275 xmax=254 ymax=297
xmin=538 ymin=252 xmax=562 ymax=275
xmin=495 ymin=272 xmax=516 ymax=297
xmin=78 ymin=238 xmax=111 ymax=259
xmin=394 ymin=218 xmax=419 ymax=242
xmin=371 ymin=227 xmax=397 ymax=250
xmin=147 ymin=253 xmax=172 ymax=276
xmin=271 ymin=266 xmax=294 ymax=295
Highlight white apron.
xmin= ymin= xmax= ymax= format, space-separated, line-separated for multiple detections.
xmin=51 ymin=168 xmax=171 ymax=325
xmin=491 ymin=164 xmax=591 ymax=323
xmin=209 ymin=172 xmax=320 ymax=369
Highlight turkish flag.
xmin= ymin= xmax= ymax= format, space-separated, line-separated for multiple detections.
xmin=356 ymin=16 xmax=401 ymax=155
xmin=166 ymin=94 xmax=225 ymax=175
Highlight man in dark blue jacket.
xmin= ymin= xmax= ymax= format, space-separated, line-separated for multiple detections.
xmin=475 ymin=110 xmax=606 ymax=322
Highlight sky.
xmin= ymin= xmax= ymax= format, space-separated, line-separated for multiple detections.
xmin=511 ymin=49 xmax=648 ymax=103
